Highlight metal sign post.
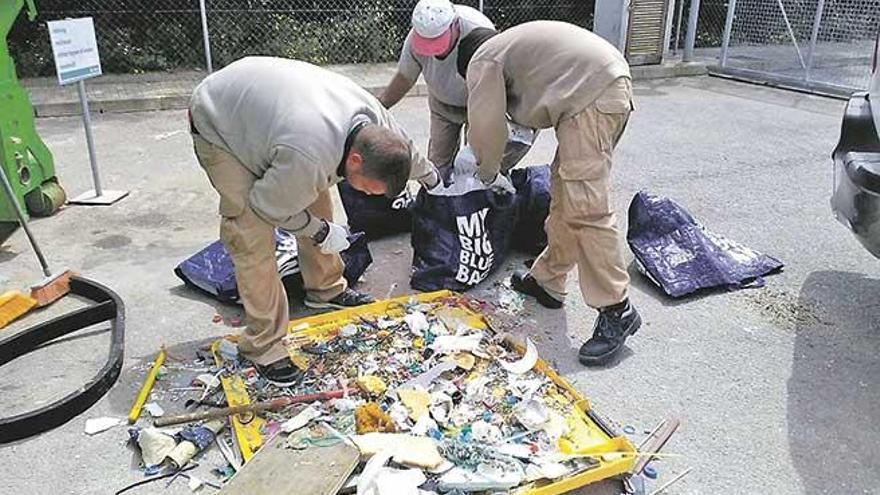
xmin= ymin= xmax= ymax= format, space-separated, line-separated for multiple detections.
xmin=47 ymin=17 xmax=128 ymax=206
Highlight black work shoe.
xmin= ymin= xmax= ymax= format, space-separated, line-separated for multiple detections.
xmin=510 ymin=270 xmax=563 ymax=309
xmin=254 ymin=359 xmax=303 ymax=387
xmin=578 ymin=300 xmax=641 ymax=366
xmin=304 ymin=288 xmax=376 ymax=310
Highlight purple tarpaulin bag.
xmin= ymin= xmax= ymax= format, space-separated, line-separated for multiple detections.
xmin=175 ymin=229 xmax=372 ymax=303
xmin=626 ymin=191 xmax=783 ymax=298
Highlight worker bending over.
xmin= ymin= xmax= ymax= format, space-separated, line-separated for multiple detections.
xmin=458 ymin=21 xmax=642 ymax=366
xmin=190 ymin=57 xmax=440 ymax=384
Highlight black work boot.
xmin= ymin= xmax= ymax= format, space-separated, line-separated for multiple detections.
xmin=510 ymin=270 xmax=563 ymax=309
xmin=578 ymin=299 xmax=641 ymax=366
xmin=304 ymin=288 xmax=375 ymax=310
xmin=254 ymin=359 xmax=303 ymax=387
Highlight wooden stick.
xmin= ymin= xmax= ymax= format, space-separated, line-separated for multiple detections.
xmin=634 ymin=417 xmax=680 ymax=474
xmin=637 ymin=419 xmax=668 ymax=450
xmin=648 ymin=467 xmax=693 ymax=495
xmin=128 ymin=348 xmax=166 ymax=424
xmin=154 ymin=387 xmax=359 ymax=427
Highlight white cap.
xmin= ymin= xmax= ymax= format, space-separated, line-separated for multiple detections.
xmin=411 ymin=0 xmax=457 ymax=39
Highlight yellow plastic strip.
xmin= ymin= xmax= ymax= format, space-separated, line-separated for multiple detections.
xmin=211 ymin=338 xmax=264 ymax=462
xmin=127 ymin=348 xmax=166 ymax=424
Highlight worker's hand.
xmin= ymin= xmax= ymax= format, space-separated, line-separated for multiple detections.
xmin=419 ymin=168 xmax=442 ymax=192
xmin=313 ymin=220 xmax=351 ymax=254
xmin=452 ymin=146 xmax=478 ymax=178
xmin=487 ymin=173 xmax=516 ymax=195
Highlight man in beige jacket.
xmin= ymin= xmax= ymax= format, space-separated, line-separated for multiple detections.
xmin=457 ymin=21 xmax=642 ymax=366
xmin=190 ymin=57 xmax=440 ymax=384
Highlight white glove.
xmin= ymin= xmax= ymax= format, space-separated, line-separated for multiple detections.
xmin=452 ymin=146 xmax=478 ymax=177
xmin=487 ymin=173 xmax=516 ymax=195
xmin=317 ymin=221 xmax=351 ymax=254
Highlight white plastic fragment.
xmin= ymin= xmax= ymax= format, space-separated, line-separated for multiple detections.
xmin=388 ymin=402 xmax=411 ymax=429
xmin=84 ymin=417 xmax=124 ymax=435
xmin=374 ymin=468 xmax=426 ymax=495
xmin=194 ymin=373 xmax=221 ymax=389
xmin=411 ymin=414 xmax=438 ymax=436
xmin=404 ymin=312 xmax=429 ymax=336
xmin=514 ymin=400 xmax=550 ymax=431
xmin=333 ymin=398 xmax=358 ymax=412
xmin=377 ymin=318 xmax=397 ymax=330
xmin=340 ymin=324 xmax=359 ymax=337
xmin=187 ymin=475 xmax=204 ymax=492
xmin=429 ymin=392 xmax=453 ymax=425
xmin=357 ymin=449 xmax=395 ymax=495
xmin=524 ymin=460 xmax=571 ymax=482
xmin=429 ymin=333 xmax=484 ymax=354
xmin=470 ymin=420 xmax=503 ymax=444
xmin=400 ymin=362 xmax=456 ymax=390
xmin=438 ymin=464 xmax=524 ymax=492
xmin=144 ymin=402 xmax=165 ymax=418
xmin=281 ymin=405 xmax=322 ymax=433
xmin=497 ymin=443 xmax=533 ymax=459
xmin=497 ymin=338 xmax=538 ymax=375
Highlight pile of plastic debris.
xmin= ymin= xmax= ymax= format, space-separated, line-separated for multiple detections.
xmin=101 ymin=295 xmax=642 ymax=494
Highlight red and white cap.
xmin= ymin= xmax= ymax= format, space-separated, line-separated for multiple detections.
xmin=411 ymin=0 xmax=457 ymax=56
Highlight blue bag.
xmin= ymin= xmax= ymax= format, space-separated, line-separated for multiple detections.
xmin=410 ymin=176 xmax=519 ymax=292
xmin=338 ymin=181 xmax=415 ymax=240
xmin=626 ymin=191 xmax=783 ymax=298
xmin=510 ymin=165 xmax=551 ymax=256
xmin=174 ymin=229 xmax=372 ymax=303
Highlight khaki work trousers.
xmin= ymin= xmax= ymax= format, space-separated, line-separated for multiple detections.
xmin=528 ymin=77 xmax=633 ymax=309
xmin=428 ymin=95 xmax=468 ymax=172
xmin=193 ymin=135 xmax=347 ymax=365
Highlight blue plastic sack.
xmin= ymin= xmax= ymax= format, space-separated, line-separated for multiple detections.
xmin=510 ymin=165 xmax=551 ymax=256
xmin=338 ymin=180 xmax=415 ymax=240
xmin=626 ymin=191 xmax=783 ymax=298
xmin=174 ymin=229 xmax=372 ymax=303
xmin=410 ymin=176 xmax=519 ymax=292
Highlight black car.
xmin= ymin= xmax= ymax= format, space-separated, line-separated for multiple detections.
xmin=831 ymin=34 xmax=880 ymax=258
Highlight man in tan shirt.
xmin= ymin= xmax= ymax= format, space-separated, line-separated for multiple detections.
xmin=458 ymin=21 xmax=642 ymax=366
xmin=190 ymin=57 xmax=440 ymax=384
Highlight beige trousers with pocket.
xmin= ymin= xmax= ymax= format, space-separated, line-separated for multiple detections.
xmin=192 ymin=135 xmax=347 ymax=365
xmin=528 ymin=77 xmax=633 ymax=309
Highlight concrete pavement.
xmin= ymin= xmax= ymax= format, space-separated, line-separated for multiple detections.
xmin=0 ymin=76 xmax=877 ymax=495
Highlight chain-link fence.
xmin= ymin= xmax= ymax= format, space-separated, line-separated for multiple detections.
xmin=9 ymin=0 xmax=593 ymax=78
xmin=669 ymin=0 xmax=730 ymax=53
xmin=715 ymin=0 xmax=879 ymax=93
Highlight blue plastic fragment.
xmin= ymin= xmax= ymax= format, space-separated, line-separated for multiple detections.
xmin=179 ymin=424 xmax=217 ymax=450
xmin=144 ymin=465 xmax=161 ymax=476
xmin=643 ymin=464 xmax=658 ymax=479
xmin=623 ymin=425 xmax=636 ymax=435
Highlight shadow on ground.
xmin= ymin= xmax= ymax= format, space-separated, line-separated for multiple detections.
xmin=788 ymin=270 xmax=880 ymax=494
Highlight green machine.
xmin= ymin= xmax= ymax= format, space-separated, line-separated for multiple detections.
xmin=1 ymin=0 xmax=66 ymax=232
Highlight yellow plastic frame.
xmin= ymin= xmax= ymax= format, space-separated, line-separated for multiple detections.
xmin=284 ymin=290 xmax=637 ymax=494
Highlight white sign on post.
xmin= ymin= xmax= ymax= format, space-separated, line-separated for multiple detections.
xmin=46 ymin=17 xmax=127 ymax=206
xmin=47 ymin=17 xmax=102 ymax=85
